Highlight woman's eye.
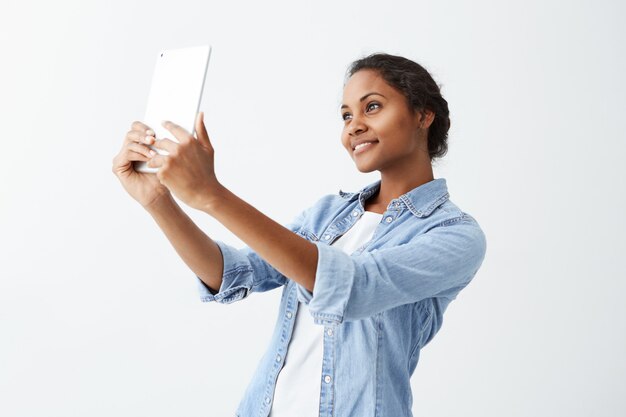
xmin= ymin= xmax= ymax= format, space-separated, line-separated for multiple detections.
xmin=342 ymin=112 xmax=352 ymax=121
xmin=366 ymin=102 xmax=380 ymax=112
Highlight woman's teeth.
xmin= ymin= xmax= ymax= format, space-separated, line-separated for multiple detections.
xmin=354 ymin=141 xmax=376 ymax=153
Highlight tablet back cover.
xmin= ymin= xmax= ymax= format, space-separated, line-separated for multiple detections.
xmin=135 ymin=44 xmax=211 ymax=173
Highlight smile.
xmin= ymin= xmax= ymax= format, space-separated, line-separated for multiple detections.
xmin=353 ymin=141 xmax=377 ymax=155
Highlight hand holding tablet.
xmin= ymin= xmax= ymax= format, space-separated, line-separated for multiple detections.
xmin=134 ymin=44 xmax=212 ymax=174
xmin=146 ymin=113 xmax=223 ymax=210
xmin=112 ymin=44 xmax=215 ymax=210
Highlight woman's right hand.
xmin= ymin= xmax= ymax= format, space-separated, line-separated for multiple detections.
xmin=112 ymin=121 xmax=171 ymax=209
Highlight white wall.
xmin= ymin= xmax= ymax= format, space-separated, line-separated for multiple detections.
xmin=1 ymin=0 xmax=624 ymax=415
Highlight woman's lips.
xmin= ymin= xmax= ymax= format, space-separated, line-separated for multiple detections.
xmin=353 ymin=141 xmax=378 ymax=155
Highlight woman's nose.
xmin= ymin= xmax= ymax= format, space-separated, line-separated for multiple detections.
xmin=348 ymin=117 xmax=367 ymax=136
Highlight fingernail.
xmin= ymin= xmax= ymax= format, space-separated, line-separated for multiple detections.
xmin=144 ymin=136 xmax=153 ymax=143
xmin=146 ymin=129 xmax=154 ymax=135
xmin=149 ymin=150 xmax=157 ymax=156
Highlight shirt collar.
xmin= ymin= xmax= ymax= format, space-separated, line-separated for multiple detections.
xmin=338 ymin=178 xmax=449 ymax=218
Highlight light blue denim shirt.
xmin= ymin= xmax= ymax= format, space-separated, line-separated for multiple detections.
xmin=196 ymin=178 xmax=487 ymax=417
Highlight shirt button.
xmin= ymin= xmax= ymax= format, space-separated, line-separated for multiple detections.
xmin=286 ymin=311 xmax=293 ymax=319
xmin=265 ymin=397 xmax=271 ymax=404
xmin=276 ymin=354 xmax=281 ymax=362
xmin=385 ymin=216 xmax=393 ymax=223
xmin=323 ymin=234 xmax=331 ymax=240
xmin=324 ymin=375 xmax=332 ymax=384
xmin=326 ymin=328 xmax=333 ymax=336
xmin=352 ymin=210 xmax=359 ymax=217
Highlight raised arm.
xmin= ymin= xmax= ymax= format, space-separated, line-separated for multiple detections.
xmin=145 ymin=194 xmax=224 ymax=293
xmin=147 ymin=116 xmax=320 ymax=293
xmin=112 ymin=118 xmax=225 ymax=293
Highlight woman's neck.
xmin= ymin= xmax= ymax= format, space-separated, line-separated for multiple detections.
xmin=367 ymin=163 xmax=434 ymax=212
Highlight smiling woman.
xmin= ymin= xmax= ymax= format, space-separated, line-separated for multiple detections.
xmin=112 ymin=52 xmax=487 ymax=417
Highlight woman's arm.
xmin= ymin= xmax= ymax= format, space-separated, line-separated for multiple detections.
xmin=144 ymin=193 xmax=224 ymax=293
xmin=201 ymin=184 xmax=319 ymax=293
xmin=147 ymin=117 xmax=320 ymax=294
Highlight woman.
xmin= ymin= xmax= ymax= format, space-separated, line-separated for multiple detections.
xmin=112 ymin=53 xmax=487 ymax=417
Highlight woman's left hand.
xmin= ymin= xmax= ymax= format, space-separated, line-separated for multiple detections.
xmin=147 ymin=112 xmax=224 ymax=211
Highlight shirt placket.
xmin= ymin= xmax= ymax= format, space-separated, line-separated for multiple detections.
xmin=317 ymin=322 xmax=337 ymax=417
xmin=261 ymin=283 xmax=299 ymax=416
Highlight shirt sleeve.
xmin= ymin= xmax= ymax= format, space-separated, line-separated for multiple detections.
xmin=196 ymin=205 xmax=310 ymax=304
xmin=295 ymin=215 xmax=487 ymax=325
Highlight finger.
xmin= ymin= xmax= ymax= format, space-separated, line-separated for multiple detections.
xmin=125 ymin=149 xmax=151 ymax=162
xmin=125 ymin=129 xmax=155 ymax=146
xmin=131 ymin=120 xmax=155 ymax=134
xmin=153 ymin=138 xmax=178 ymax=154
xmin=147 ymin=154 xmax=166 ymax=168
xmin=113 ymin=148 xmax=150 ymax=175
xmin=127 ymin=142 xmax=158 ymax=159
xmin=195 ymin=112 xmax=212 ymax=149
xmin=161 ymin=120 xmax=192 ymax=144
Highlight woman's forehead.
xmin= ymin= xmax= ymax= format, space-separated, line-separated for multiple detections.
xmin=344 ymin=70 xmax=382 ymax=90
xmin=342 ymin=70 xmax=396 ymax=103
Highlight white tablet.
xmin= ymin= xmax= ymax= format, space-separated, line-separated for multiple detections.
xmin=134 ymin=44 xmax=212 ymax=174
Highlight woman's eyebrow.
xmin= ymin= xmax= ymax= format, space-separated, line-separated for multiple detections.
xmin=341 ymin=92 xmax=386 ymax=109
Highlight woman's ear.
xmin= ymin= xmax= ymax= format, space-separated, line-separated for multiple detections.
xmin=418 ymin=109 xmax=435 ymax=129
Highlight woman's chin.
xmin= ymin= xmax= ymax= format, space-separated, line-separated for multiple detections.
xmin=354 ymin=162 xmax=378 ymax=174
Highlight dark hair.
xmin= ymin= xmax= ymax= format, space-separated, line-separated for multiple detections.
xmin=346 ymin=53 xmax=450 ymax=160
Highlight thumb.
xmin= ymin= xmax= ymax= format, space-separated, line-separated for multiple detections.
xmin=195 ymin=112 xmax=212 ymax=149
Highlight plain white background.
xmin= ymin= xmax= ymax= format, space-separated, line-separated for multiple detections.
xmin=1 ymin=0 xmax=624 ymax=415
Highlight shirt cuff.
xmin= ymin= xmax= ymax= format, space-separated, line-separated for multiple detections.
xmin=196 ymin=240 xmax=254 ymax=304
xmin=297 ymin=241 xmax=356 ymax=325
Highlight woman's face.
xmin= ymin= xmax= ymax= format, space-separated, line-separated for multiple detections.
xmin=340 ymin=69 xmax=430 ymax=173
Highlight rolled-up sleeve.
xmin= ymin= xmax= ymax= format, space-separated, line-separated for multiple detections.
xmin=297 ymin=215 xmax=487 ymax=325
xmin=196 ymin=240 xmax=284 ymax=303
xmin=196 ymin=206 xmax=310 ymax=304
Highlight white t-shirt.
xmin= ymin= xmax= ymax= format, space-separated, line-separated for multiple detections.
xmin=268 ymin=210 xmax=383 ymax=417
